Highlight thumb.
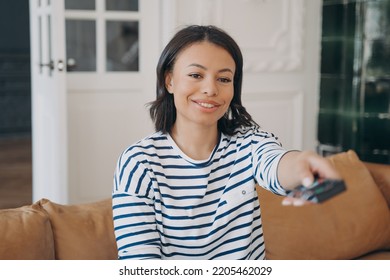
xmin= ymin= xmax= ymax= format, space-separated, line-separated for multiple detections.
xmin=301 ymin=174 xmax=315 ymax=188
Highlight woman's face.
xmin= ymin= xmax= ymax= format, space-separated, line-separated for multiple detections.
xmin=165 ymin=41 xmax=235 ymax=131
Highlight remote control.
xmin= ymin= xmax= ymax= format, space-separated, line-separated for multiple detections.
xmin=287 ymin=177 xmax=346 ymax=203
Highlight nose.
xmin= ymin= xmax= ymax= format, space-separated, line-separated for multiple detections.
xmin=202 ymin=78 xmax=218 ymax=96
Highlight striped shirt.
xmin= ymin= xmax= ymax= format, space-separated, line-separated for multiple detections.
xmin=112 ymin=126 xmax=288 ymax=260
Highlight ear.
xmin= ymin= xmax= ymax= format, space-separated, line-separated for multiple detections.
xmin=165 ymin=72 xmax=173 ymax=94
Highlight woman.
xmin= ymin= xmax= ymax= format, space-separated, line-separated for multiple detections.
xmin=112 ymin=25 xmax=340 ymax=260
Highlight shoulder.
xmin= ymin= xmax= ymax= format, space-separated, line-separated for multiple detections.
xmin=229 ymin=126 xmax=279 ymax=142
xmin=126 ymin=131 xmax=167 ymax=150
xmin=118 ymin=131 xmax=169 ymax=164
xmin=220 ymin=126 xmax=282 ymax=153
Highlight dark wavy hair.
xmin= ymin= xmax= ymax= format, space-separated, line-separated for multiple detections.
xmin=148 ymin=25 xmax=258 ymax=135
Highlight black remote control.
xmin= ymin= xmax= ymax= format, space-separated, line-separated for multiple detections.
xmin=287 ymin=177 xmax=346 ymax=203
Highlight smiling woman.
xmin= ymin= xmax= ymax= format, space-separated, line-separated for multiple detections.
xmin=111 ymin=25 xmax=341 ymax=260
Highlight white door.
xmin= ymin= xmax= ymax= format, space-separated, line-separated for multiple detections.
xmin=29 ymin=0 xmax=68 ymax=203
xmin=30 ymin=0 xmax=161 ymax=204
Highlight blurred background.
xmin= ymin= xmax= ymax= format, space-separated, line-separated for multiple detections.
xmin=0 ymin=1 xmax=32 ymax=208
xmin=0 ymin=0 xmax=389 ymax=209
xmin=319 ymin=0 xmax=390 ymax=162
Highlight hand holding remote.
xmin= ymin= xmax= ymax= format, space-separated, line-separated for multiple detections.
xmin=285 ymin=177 xmax=346 ymax=204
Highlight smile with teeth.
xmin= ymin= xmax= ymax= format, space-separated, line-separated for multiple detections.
xmin=198 ymin=102 xmax=216 ymax=108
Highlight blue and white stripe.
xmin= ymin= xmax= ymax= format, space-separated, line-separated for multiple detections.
xmin=112 ymin=127 xmax=288 ymax=260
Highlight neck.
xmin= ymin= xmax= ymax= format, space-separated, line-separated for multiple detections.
xmin=170 ymin=122 xmax=219 ymax=160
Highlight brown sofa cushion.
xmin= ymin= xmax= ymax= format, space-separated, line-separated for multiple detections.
xmin=258 ymin=150 xmax=390 ymax=259
xmin=0 ymin=203 xmax=55 ymax=259
xmin=40 ymin=198 xmax=117 ymax=260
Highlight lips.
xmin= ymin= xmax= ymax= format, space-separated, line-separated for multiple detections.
xmin=198 ymin=102 xmax=216 ymax=108
xmin=193 ymin=100 xmax=221 ymax=109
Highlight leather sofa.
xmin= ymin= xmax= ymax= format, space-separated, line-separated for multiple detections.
xmin=1 ymin=150 xmax=389 ymax=260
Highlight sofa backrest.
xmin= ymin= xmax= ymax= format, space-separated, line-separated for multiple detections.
xmin=0 ymin=198 xmax=118 ymax=260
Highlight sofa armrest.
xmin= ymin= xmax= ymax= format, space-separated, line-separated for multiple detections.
xmin=0 ymin=202 xmax=55 ymax=259
xmin=364 ymin=162 xmax=390 ymax=208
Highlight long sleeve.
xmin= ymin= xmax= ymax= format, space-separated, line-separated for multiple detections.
xmin=250 ymin=129 xmax=289 ymax=195
xmin=112 ymin=150 xmax=161 ymax=259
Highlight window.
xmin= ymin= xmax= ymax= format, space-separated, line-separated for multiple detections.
xmin=65 ymin=0 xmax=139 ymax=72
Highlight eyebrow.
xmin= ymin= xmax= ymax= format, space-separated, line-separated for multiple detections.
xmin=187 ymin=63 xmax=234 ymax=74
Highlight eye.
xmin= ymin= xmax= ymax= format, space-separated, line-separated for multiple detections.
xmin=188 ymin=73 xmax=202 ymax=79
xmin=218 ymin=77 xmax=232 ymax=83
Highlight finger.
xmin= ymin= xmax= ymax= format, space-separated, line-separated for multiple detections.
xmin=281 ymin=197 xmax=313 ymax=207
xmin=302 ymin=176 xmax=314 ymax=187
xmin=308 ymin=156 xmax=341 ymax=180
